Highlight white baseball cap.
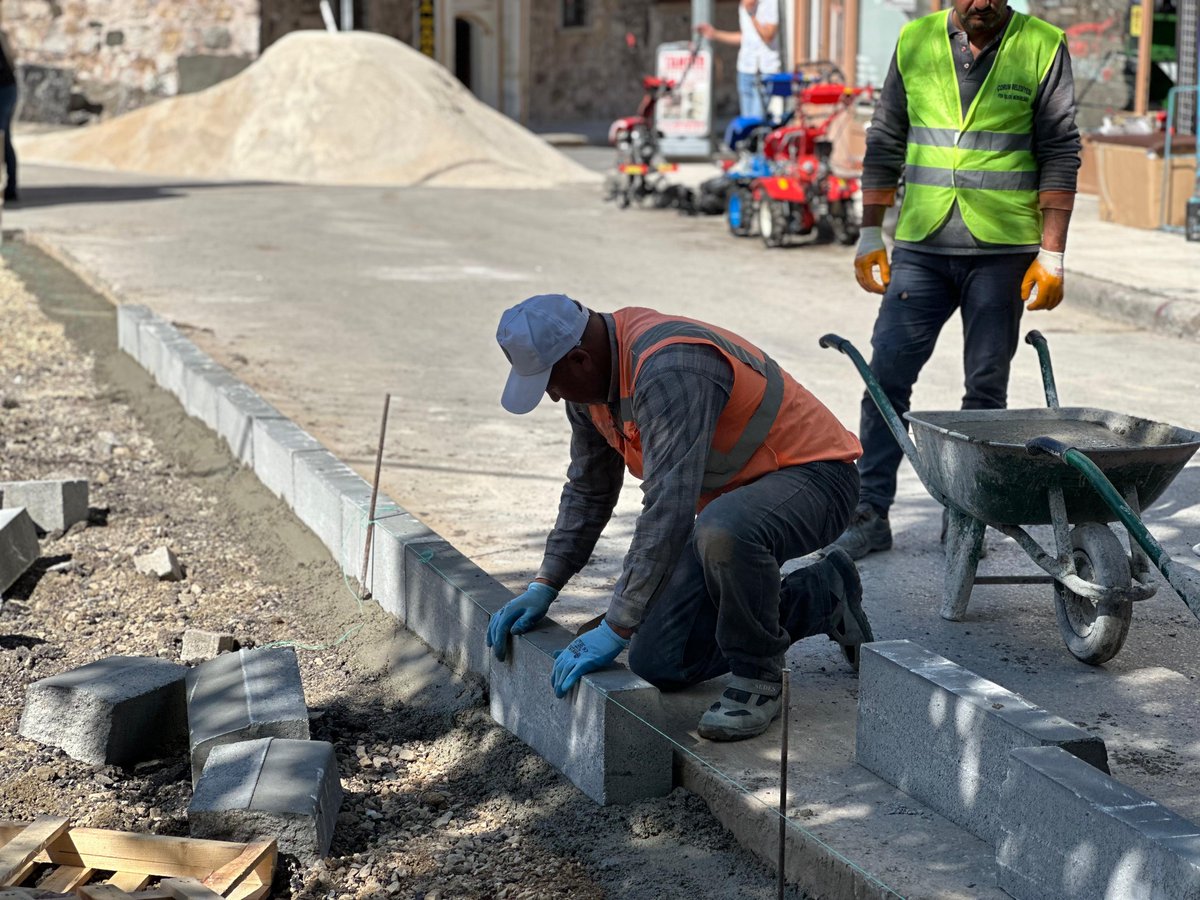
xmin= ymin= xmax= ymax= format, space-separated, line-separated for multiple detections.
xmin=496 ymin=294 xmax=590 ymax=414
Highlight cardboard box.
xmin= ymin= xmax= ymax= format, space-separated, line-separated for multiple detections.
xmin=1094 ymin=137 xmax=1198 ymax=230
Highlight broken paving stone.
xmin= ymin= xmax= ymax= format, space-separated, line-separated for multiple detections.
xmin=180 ymin=628 xmax=236 ymax=665
xmin=135 ymin=546 xmax=183 ymax=581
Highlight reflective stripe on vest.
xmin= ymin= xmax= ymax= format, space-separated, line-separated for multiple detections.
xmin=894 ymin=11 xmax=1064 ymax=246
xmin=628 ymin=320 xmax=785 ymax=492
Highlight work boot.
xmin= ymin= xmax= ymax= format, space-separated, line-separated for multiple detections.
xmin=697 ymin=675 xmax=783 ymax=742
xmin=833 ymin=504 xmax=892 ymax=560
xmin=821 ymin=546 xmax=874 ymax=671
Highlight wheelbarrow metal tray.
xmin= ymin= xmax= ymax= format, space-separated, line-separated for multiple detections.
xmin=903 ymin=407 xmax=1200 ymax=526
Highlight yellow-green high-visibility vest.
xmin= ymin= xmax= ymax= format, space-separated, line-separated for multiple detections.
xmin=894 ymin=10 xmax=1065 ymax=245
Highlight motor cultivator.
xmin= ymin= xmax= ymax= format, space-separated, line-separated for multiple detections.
xmin=751 ymin=81 xmax=871 ymax=248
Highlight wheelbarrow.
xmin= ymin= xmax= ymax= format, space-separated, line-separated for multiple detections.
xmin=820 ymin=329 xmax=1200 ymax=665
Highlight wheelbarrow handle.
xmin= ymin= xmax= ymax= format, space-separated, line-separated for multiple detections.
xmin=818 ymin=333 xmax=952 ymax=508
xmin=818 ymin=333 xmax=853 ymax=352
xmin=1023 ymin=330 xmax=1060 ymax=409
xmin=1026 ymin=436 xmax=1200 ymax=619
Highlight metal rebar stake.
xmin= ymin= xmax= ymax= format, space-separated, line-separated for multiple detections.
xmin=359 ymin=393 xmax=391 ymax=599
xmin=778 ymin=667 xmax=791 ymax=900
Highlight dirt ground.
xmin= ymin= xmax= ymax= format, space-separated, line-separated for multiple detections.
xmin=0 ymin=244 xmax=807 ymax=899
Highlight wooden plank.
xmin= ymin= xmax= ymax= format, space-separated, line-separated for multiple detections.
xmin=39 ymin=828 xmax=245 ymax=873
xmin=105 ymin=872 xmax=150 ymax=891
xmin=225 ymin=885 xmax=269 ymax=900
xmin=78 ymin=887 xmax=135 ymax=900
xmin=39 ymin=865 xmax=94 ymax=892
xmin=160 ymin=878 xmax=224 ymax=899
xmin=202 ymin=840 xmax=275 ymax=895
xmin=0 ymin=819 xmax=70 ymax=886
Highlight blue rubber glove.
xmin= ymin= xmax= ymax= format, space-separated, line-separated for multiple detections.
xmin=486 ymin=582 xmax=558 ymax=661
xmin=550 ymin=620 xmax=630 ymax=698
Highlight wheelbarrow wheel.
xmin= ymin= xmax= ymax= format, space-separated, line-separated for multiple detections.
xmin=1054 ymin=524 xmax=1133 ymax=666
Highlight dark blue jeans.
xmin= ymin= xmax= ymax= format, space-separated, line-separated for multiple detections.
xmin=627 ymin=460 xmax=858 ymax=688
xmin=0 ymin=83 xmax=17 ymax=199
xmin=857 ymin=248 xmax=1036 ymax=515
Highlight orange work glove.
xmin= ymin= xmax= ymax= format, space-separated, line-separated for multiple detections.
xmin=854 ymin=226 xmax=890 ymax=295
xmin=1021 ymin=248 xmax=1065 ymax=311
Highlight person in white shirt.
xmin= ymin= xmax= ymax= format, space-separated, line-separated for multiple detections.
xmin=698 ymin=0 xmax=781 ymax=119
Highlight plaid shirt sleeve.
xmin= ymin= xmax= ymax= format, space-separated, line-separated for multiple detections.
xmin=607 ymin=345 xmax=733 ymax=630
xmin=536 ymin=402 xmax=627 ymax=589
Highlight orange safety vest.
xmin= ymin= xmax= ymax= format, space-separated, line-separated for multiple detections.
xmin=587 ymin=308 xmax=862 ymax=508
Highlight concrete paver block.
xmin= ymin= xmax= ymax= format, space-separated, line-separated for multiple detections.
xmin=189 ymin=737 xmax=341 ymax=861
xmin=393 ymin=536 xmax=672 ymax=804
xmin=292 ymin=450 xmax=373 ymax=562
xmin=339 ymin=491 xmax=405 ymax=585
xmin=185 ymin=647 xmax=310 ymax=783
xmin=856 ymin=640 xmax=1109 ymax=845
xmin=19 ymin=656 xmax=188 ymax=765
xmin=215 ymin=382 xmax=284 ymax=467
xmin=368 ymin=510 xmax=439 ymax=619
xmin=489 ymin=614 xmax=673 ymax=805
xmin=181 ymin=629 xmax=236 ymax=665
xmin=116 ymin=304 xmax=155 ymax=359
xmin=134 ymin=546 xmax=184 ymax=581
xmin=999 ymin=746 xmax=1200 ymax=899
xmin=250 ymin=418 xmax=323 ymax=503
xmin=0 ymin=479 xmax=88 ymax=533
xmin=0 ymin=507 xmax=39 ymax=595
xmin=183 ymin=363 xmax=242 ymax=434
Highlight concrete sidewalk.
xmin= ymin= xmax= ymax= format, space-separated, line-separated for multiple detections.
xmin=5 ymin=163 xmax=1200 ymax=898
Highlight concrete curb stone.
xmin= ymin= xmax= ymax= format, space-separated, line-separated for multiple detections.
xmin=189 ymin=737 xmax=342 ymax=861
xmin=185 ymin=647 xmax=311 ymax=784
xmin=998 ymin=745 xmax=1200 ymax=899
xmin=250 ymin=418 xmax=323 ymax=503
xmin=293 ymin=450 xmax=374 ymax=567
xmin=0 ymin=507 xmax=39 ymax=595
xmin=1071 ymin=273 xmax=1200 ymax=342
xmin=0 ymin=478 xmax=88 ymax=533
xmin=856 ymin=640 xmax=1108 ymax=845
xmin=19 ymin=655 xmax=188 ymax=766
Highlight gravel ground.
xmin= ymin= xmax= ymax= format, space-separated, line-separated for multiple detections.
xmin=0 ymin=244 xmax=804 ymax=899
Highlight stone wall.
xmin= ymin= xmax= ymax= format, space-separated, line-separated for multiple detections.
xmin=1 ymin=0 xmax=259 ymax=120
xmin=260 ymin=0 xmax=412 ymax=50
xmin=525 ymin=0 xmax=740 ymax=128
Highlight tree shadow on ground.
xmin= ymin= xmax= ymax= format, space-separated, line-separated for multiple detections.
xmin=11 ymin=181 xmax=282 ymax=210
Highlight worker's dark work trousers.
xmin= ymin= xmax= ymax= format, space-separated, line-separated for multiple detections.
xmin=857 ymin=248 xmax=1037 ymax=515
xmin=627 ymin=460 xmax=858 ymax=687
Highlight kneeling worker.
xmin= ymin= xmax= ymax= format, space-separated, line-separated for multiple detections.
xmin=486 ymin=293 xmax=875 ymax=741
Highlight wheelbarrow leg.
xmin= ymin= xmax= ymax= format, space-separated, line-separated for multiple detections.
xmin=943 ymin=508 xmax=986 ymax=621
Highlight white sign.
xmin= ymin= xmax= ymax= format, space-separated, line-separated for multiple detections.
xmin=655 ymin=43 xmax=713 ymax=141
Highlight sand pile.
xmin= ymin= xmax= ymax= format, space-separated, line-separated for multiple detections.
xmin=17 ymin=31 xmax=597 ymax=189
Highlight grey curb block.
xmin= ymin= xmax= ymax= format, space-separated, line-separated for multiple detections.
xmin=116 ymin=304 xmax=672 ymax=806
xmin=998 ymin=746 xmax=1200 ymax=899
xmin=856 ymin=640 xmax=1109 ymax=846
xmin=1071 ymin=272 xmax=1200 ymax=342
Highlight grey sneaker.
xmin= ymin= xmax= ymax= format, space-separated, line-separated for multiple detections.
xmin=834 ymin=504 xmax=893 ymax=560
xmin=822 ymin=546 xmax=874 ymax=671
xmin=697 ymin=676 xmax=783 ymax=742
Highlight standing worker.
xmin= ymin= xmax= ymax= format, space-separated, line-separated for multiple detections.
xmin=835 ymin=0 xmax=1081 ymax=559
xmin=487 ymin=294 xmax=873 ymax=742
xmin=0 ymin=30 xmax=18 ymax=204
xmin=697 ymin=0 xmax=780 ymax=119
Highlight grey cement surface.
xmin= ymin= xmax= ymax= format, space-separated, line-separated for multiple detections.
xmin=8 ymin=163 xmax=1200 ymax=897
xmin=998 ymin=746 xmax=1200 ymax=900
